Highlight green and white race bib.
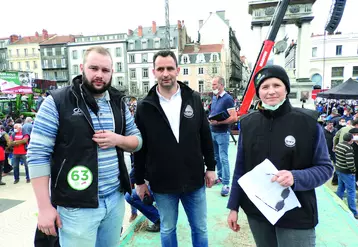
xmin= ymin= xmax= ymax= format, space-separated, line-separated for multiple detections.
xmin=67 ymin=166 xmax=93 ymax=191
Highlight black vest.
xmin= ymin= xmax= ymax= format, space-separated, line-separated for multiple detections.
xmin=49 ymin=84 xmax=131 ymax=208
xmin=240 ymin=100 xmax=319 ymax=229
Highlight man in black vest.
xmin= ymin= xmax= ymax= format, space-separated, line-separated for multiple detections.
xmin=28 ymin=46 xmax=142 ymax=247
xmin=227 ymin=65 xmax=333 ymax=247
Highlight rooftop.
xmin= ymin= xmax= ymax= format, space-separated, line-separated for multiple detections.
xmin=182 ymin=44 xmax=223 ymax=54
xmin=40 ymin=35 xmax=76 ymax=45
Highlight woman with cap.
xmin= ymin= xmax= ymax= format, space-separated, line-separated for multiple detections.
xmin=226 ymin=65 xmax=333 ymax=246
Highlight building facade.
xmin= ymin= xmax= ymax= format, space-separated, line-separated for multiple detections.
xmin=177 ymin=44 xmax=225 ymax=93
xmin=0 ymin=38 xmax=9 ymax=71
xmin=198 ymin=10 xmax=243 ymax=95
xmin=310 ymin=32 xmax=358 ymax=89
xmin=126 ymin=21 xmax=190 ymax=96
xmin=6 ymin=30 xmax=54 ymax=79
xmin=67 ymin=33 xmax=128 ymax=90
xmin=40 ymin=35 xmax=75 ymax=87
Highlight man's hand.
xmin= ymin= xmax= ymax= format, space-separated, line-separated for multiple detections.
xmin=227 ymin=210 xmax=240 ymax=232
xmin=271 ymin=170 xmax=294 ymax=187
xmin=92 ymin=130 xmax=122 ymax=149
xmin=209 ymin=120 xmax=219 ymax=125
xmin=37 ymin=206 xmax=62 ymax=236
xmin=136 ymin=183 xmax=150 ymax=201
xmin=205 ymin=171 xmax=215 ymax=188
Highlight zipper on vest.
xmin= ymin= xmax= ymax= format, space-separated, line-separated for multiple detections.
xmin=54 ymin=159 xmax=66 ymax=189
xmin=269 ymin=118 xmax=273 ymax=131
xmin=71 ymin=91 xmax=96 ymax=133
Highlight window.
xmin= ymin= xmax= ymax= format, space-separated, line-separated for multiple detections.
xmin=129 ymin=42 xmax=134 ymax=50
xmin=353 ymin=66 xmax=358 ymax=77
xmin=184 ymin=56 xmax=188 ymax=63
xmin=61 ymin=47 xmax=65 ymax=55
xmin=52 ymin=48 xmax=56 ymax=56
xmin=170 ymin=38 xmax=174 ymax=47
xmin=142 ymin=68 xmax=148 ymax=78
xmin=198 ymin=68 xmax=204 ymax=74
xmin=72 ymin=50 xmax=78 ymax=59
xmin=331 ymin=79 xmax=343 ymax=88
xmin=16 ymin=49 xmax=19 ymax=57
xmin=52 ymin=59 xmax=57 ymax=68
xmin=43 ymin=60 xmax=48 ymax=68
xmin=116 ymin=47 xmax=122 ymax=57
xmin=116 ymin=77 xmax=123 ymax=86
xmin=73 ymin=65 xmax=79 ymax=75
xmin=154 ymin=40 xmax=160 ymax=49
xmin=35 ymin=73 xmax=38 ymax=79
xmin=8 ymin=50 xmax=12 ymax=57
xmin=116 ymin=62 xmax=122 ymax=72
xmin=212 ymin=67 xmax=218 ymax=74
xmin=32 ymin=48 xmax=36 ymax=55
xmin=61 ymin=58 xmax=66 ymax=67
xmin=336 ymin=45 xmax=342 ymax=56
xmin=183 ymin=68 xmax=189 ymax=75
xmin=143 ymin=82 xmax=149 ymax=93
xmin=54 ymin=71 xmax=58 ymax=79
xmin=131 ymin=81 xmax=138 ymax=94
xmin=142 ymin=41 xmax=148 ymax=49
xmin=199 ymin=80 xmax=204 ymax=93
xmin=130 ymin=69 xmax=136 ymax=79
xmin=25 ymin=61 xmax=30 ymax=70
xmin=312 ymin=47 xmax=317 ymax=57
xmin=212 ymin=54 xmax=218 ymax=62
xmin=18 ymin=62 xmax=21 ymax=70
xmin=331 ymin=67 xmax=344 ymax=77
xmin=129 ymin=54 xmax=135 ymax=63
xmin=142 ymin=53 xmax=148 ymax=63
xmin=43 ymin=48 xmax=47 ymax=56
xmin=24 ymin=48 xmax=28 ymax=56
xmin=183 ymin=81 xmax=189 ymax=85
xmin=82 ymin=49 xmax=86 ymax=58
xmin=33 ymin=61 xmax=37 ymax=69
xmin=10 ymin=62 xmax=13 ymax=70
xmin=44 ymin=72 xmax=49 ymax=79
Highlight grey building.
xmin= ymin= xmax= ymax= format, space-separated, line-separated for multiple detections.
xmin=126 ymin=20 xmax=190 ymax=96
xmin=40 ymin=35 xmax=75 ymax=87
xmin=0 ymin=38 xmax=9 ymax=71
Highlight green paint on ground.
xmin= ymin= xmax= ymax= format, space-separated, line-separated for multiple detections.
xmin=121 ymin=141 xmax=358 ymax=247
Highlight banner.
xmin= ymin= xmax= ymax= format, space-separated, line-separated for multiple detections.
xmin=32 ymin=79 xmax=57 ymax=93
xmin=0 ymin=71 xmax=34 ymax=94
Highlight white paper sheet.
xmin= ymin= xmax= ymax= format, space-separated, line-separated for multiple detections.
xmin=238 ymin=159 xmax=301 ymax=225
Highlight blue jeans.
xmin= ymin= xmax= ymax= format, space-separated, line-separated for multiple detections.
xmin=153 ymin=186 xmax=208 ymax=247
xmin=125 ymin=187 xmax=160 ymax=224
xmin=212 ymin=131 xmax=230 ymax=185
xmin=12 ymin=154 xmax=29 ymax=180
xmin=57 ymin=191 xmax=125 ymax=247
xmin=336 ymin=171 xmax=357 ymax=216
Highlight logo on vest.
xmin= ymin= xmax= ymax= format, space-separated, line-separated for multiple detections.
xmin=184 ymin=105 xmax=194 ymax=118
xmin=67 ymin=166 xmax=93 ymax=191
xmin=284 ymin=135 xmax=296 ymax=148
xmin=72 ymin=108 xmax=83 ymax=116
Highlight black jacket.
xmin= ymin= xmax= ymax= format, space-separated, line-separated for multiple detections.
xmin=134 ymin=82 xmax=216 ymax=193
xmin=240 ymin=100 xmax=320 ymax=229
xmin=49 ymin=75 xmax=131 ymax=208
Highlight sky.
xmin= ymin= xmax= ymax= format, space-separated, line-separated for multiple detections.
xmin=1 ymin=0 xmax=357 ymax=61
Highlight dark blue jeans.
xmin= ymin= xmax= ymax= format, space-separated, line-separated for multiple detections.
xmin=12 ymin=154 xmax=29 ymax=180
xmin=336 ymin=171 xmax=357 ymax=216
xmin=124 ymin=187 xmax=159 ymax=224
xmin=153 ymin=186 xmax=208 ymax=247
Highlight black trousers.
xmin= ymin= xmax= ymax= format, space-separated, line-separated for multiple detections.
xmin=34 ymin=227 xmax=60 ymax=247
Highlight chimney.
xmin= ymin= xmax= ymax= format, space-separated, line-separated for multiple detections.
xmin=42 ymin=29 xmax=49 ymax=39
xmin=138 ymin=26 xmax=143 ymax=37
xmin=128 ymin=29 xmax=133 ymax=36
xmin=194 ymin=43 xmax=200 ymax=53
xmin=26 ymin=37 xmax=31 ymax=42
xmin=152 ymin=21 xmax=157 ymax=34
xmin=199 ymin=20 xmax=204 ymax=29
xmin=177 ymin=20 xmax=182 ymax=29
xmin=9 ymin=35 xmax=19 ymax=43
xmin=35 ymin=32 xmax=39 ymax=38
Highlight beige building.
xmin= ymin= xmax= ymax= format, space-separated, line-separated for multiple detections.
xmin=7 ymin=30 xmax=54 ymax=79
xmin=177 ymin=43 xmax=226 ymax=93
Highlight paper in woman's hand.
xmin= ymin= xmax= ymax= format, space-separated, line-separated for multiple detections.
xmin=238 ymin=159 xmax=301 ymax=225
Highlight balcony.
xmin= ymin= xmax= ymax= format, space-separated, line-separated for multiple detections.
xmin=8 ymin=53 xmax=40 ymax=59
xmin=42 ymin=64 xmax=67 ymax=70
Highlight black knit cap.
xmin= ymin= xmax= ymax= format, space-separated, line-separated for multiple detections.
xmin=253 ymin=65 xmax=290 ymax=98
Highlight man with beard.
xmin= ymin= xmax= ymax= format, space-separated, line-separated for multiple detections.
xmin=134 ymin=50 xmax=216 ymax=247
xmin=28 ymin=46 xmax=142 ymax=247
